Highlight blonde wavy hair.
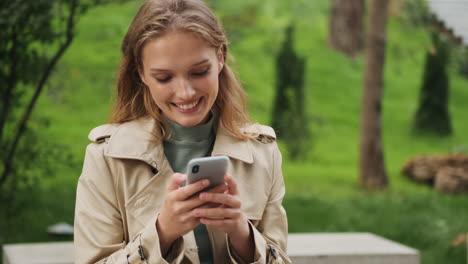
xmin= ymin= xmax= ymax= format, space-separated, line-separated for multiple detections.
xmin=110 ymin=0 xmax=253 ymax=141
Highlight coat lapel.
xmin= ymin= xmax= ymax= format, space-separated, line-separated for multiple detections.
xmin=101 ymin=116 xmax=260 ymax=231
xmin=104 ymin=116 xmax=255 ymax=166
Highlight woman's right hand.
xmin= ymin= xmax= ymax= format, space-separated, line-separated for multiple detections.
xmin=156 ymin=173 xmax=226 ymax=256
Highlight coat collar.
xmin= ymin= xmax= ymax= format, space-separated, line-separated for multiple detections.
xmin=104 ymin=116 xmax=254 ymax=168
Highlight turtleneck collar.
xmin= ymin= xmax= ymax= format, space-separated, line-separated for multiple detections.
xmin=165 ymin=112 xmax=215 ymax=143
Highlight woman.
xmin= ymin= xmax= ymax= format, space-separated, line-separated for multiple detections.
xmin=74 ymin=0 xmax=291 ymax=263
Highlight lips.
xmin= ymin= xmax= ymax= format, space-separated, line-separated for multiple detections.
xmin=173 ymin=98 xmax=202 ymax=112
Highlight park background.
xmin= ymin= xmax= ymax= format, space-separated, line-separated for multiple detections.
xmin=1 ymin=0 xmax=468 ymax=263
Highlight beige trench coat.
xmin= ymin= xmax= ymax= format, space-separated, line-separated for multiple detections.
xmin=74 ymin=116 xmax=291 ymax=264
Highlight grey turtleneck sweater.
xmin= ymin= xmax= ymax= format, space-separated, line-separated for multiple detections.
xmin=163 ymin=115 xmax=215 ymax=264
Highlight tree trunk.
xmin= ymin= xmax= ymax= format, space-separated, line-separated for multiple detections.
xmin=360 ymin=0 xmax=389 ymax=189
xmin=329 ymin=0 xmax=365 ymax=57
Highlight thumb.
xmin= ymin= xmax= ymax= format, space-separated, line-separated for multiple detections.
xmin=224 ymin=174 xmax=239 ymax=195
xmin=167 ymin=173 xmax=187 ymax=191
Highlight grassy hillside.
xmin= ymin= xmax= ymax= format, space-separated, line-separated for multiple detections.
xmin=3 ymin=1 xmax=467 ymax=263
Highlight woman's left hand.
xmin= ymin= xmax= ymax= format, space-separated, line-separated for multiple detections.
xmin=194 ymin=174 xmax=254 ymax=261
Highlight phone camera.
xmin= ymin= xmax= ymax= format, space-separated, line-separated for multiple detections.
xmin=192 ymin=165 xmax=199 ymax=174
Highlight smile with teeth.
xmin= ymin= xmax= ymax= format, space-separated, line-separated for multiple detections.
xmin=174 ymin=98 xmax=201 ymax=110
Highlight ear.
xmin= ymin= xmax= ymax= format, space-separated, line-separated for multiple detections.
xmin=138 ymin=67 xmax=148 ymax=86
xmin=217 ymin=47 xmax=225 ymax=73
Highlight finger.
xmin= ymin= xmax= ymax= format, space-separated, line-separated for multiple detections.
xmin=167 ymin=173 xmax=187 ymax=191
xmin=185 ymin=183 xmax=226 ymax=202
xmin=192 ymin=184 xmax=228 ymax=208
xmin=172 ymin=196 xmax=206 ymax=214
xmin=175 ymin=213 xmax=202 ymax=230
xmin=179 ymin=184 xmax=228 ymax=211
xmin=178 ymin=192 xmax=218 ymax=212
xmin=200 ymin=217 xmax=237 ymax=227
xmin=180 ymin=211 xmax=202 ymax=224
xmin=174 ymin=179 xmax=210 ymax=201
xmin=224 ymin=174 xmax=239 ymax=195
xmin=194 ymin=207 xmax=240 ymax=219
xmin=197 ymin=202 xmax=221 ymax=209
xmin=199 ymin=192 xmax=241 ymax=208
xmin=205 ymin=183 xmax=228 ymax=194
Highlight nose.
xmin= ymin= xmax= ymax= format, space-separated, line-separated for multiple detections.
xmin=175 ymin=77 xmax=196 ymax=100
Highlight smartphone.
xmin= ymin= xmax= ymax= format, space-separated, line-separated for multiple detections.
xmin=186 ymin=156 xmax=229 ymax=188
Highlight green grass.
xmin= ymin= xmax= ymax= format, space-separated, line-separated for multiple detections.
xmin=285 ymin=192 xmax=468 ymax=263
xmin=2 ymin=1 xmax=468 ymax=264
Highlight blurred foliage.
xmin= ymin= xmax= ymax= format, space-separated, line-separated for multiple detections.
xmin=271 ymin=25 xmax=308 ymax=160
xmin=213 ymin=0 xmax=319 ymax=56
xmin=0 ymin=0 xmax=78 ymax=203
xmin=0 ymin=0 xmax=128 ymax=189
xmin=412 ymin=32 xmax=452 ymax=136
xmin=0 ymin=121 xmax=77 ymax=201
xmin=0 ymin=117 xmax=77 ymax=248
xmin=400 ymin=0 xmax=458 ymax=136
xmin=456 ymin=48 xmax=468 ymax=79
xmin=401 ymin=0 xmax=433 ymax=27
xmin=0 ymin=0 xmax=127 ymax=247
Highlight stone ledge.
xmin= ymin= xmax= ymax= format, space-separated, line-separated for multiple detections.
xmin=3 ymin=241 xmax=73 ymax=264
xmin=3 ymin=233 xmax=420 ymax=264
xmin=288 ymin=233 xmax=419 ymax=264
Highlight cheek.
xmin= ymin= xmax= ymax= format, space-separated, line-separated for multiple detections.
xmin=147 ymin=84 xmax=172 ymax=104
xmin=197 ymin=73 xmax=219 ymax=95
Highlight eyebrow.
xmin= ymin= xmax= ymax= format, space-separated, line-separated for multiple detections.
xmin=149 ymin=59 xmax=209 ymax=72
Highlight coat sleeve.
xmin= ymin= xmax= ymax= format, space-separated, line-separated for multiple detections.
xmin=74 ymin=143 xmax=185 ymax=264
xmin=227 ymin=142 xmax=292 ymax=264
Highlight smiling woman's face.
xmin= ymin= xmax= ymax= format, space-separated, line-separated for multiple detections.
xmin=139 ymin=30 xmax=224 ymax=127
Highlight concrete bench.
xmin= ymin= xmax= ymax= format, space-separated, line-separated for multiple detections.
xmin=3 ymin=233 xmax=419 ymax=264
xmin=3 ymin=241 xmax=73 ymax=264
xmin=288 ymin=233 xmax=419 ymax=264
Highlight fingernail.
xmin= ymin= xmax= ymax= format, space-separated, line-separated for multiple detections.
xmin=194 ymin=209 xmax=201 ymax=216
xmin=202 ymin=179 xmax=209 ymax=186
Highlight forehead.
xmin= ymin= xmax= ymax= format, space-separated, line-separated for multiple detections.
xmin=141 ymin=31 xmax=216 ymax=70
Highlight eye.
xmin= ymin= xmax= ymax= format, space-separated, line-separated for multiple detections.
xmin=192 ymin=67 xmax=210 ymax=77
xmin=155 ymin=76 xmax=172 ymax=83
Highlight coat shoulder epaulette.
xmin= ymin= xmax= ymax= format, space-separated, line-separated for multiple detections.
xmin=88 ymin=124 xmax=120 ymax=143
xmin=242 ymin=124 xmax=277 ymax=144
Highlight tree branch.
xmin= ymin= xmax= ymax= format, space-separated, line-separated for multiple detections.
xmin=0 ymin=0 xmax=79 ymax=187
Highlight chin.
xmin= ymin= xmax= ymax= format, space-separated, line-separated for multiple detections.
xmin=173 ymin=116 xmax=205 ymax=127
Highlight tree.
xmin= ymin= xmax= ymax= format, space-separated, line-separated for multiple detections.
xmin=458 ymin=48 xmax=468 ymax=79
xmin=360 ymin=0 xmax=390 ymax=189
xmin=329 ymin=0 xmax=365 ymax=57
xmin=403 ymin=0 xmax=456 ymax=136
xmin=407 ymin=0 xmax=457 ymax=137
xmin=412 ymin=31 xmax=452 ymax=136
xmin=0 ymin=0 xmax=124 ymax=190
xmin=0 ymin=0 xmax=78 ymax=188
xmin=271 ymin=25 xmax=307 ymax=160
